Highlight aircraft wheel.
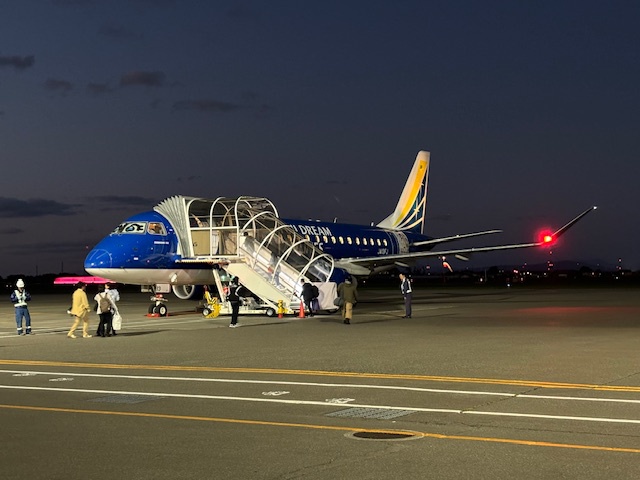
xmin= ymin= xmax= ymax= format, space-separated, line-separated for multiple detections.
xmin=265 ymin=307 xmax=276 ymax=318
xmin=148 ymin=303 xmax=156 ymax=314
xmin=156 ymin=304 xmax=168 ymax=317
xmin=202 ymin=307 xmax=212 ymax=317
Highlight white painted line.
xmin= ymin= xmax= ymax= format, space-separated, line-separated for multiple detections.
xmin=0 ymin=384 xmax=460 ymax=414
xmin=5 ymin=370 xmax=640 ymax=405
xmin=465 ymin=410 xmax=640 ymax=425
xmin=2 ymin=383 xmax=640 ymax=426
xmin=517 ymin=394 xmax=640 ymax=404
xmin=0 ymin=369 xmax=515 ymax=397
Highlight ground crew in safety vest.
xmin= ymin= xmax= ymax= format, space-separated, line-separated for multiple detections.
xmin=11 ymin=278 xmax=32 ymax=335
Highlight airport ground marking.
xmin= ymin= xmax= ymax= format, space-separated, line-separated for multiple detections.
xmin=5 ymin=369 xmax=640 ymax=405
xmin=2 ymin=359 xmax=640 ymax=393
xmin=1 ymin=403 xmax=639 ymax=455
xmin=3 ymin=384 xmax=640 ymax=426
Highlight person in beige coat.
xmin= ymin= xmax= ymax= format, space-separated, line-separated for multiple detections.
xmin=68 ymin=282 xmax=92 ymax=338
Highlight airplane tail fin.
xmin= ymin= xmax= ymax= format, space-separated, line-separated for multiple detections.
xmin=376 ymin=151 xmax=430 ymax=234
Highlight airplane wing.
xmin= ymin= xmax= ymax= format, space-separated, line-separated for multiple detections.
xmin=336 ymin=206 xmax=597 ymax=275
xmin=411 ymin=229 xmax=502 ymax=247
xmin=54 ymin=276 xmax=114 ymax=285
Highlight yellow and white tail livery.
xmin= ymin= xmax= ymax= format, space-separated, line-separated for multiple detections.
xmin=376 ymin=151 xmax=430 ymax=234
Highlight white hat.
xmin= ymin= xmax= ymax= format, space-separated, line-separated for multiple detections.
xmin=16 ymin=279 xmax=25 ymax=288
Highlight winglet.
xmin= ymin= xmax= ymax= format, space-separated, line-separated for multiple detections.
xmin=377 ymin=151 xmax=430 ymax=234
xmin=551 ymin=206 xmax=597 ymax=240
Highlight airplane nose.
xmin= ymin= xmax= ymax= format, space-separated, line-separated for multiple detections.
xmin=84 ymin=248 xmax=113 ymax=269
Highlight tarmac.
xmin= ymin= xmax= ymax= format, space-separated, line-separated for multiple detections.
xmin=2 ymin=284 xmax=640 ymax=479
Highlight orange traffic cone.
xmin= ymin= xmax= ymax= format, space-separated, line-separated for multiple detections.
xmin=298 ymin=300 xmax=305 ymax=318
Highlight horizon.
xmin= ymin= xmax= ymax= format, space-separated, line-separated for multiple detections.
xmin=1 ymin=2 xmax=636 ymax=274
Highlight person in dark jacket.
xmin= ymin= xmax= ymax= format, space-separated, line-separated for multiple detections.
xmin=399 ymin=272 xmax=412 ymax=318
xmin=337 ymin=276 xmax=358 ymax=324
xmin=300 ymin=279 xmax=315 ymax=317
xmin=227 ymin=277 xmax=244 ymax=328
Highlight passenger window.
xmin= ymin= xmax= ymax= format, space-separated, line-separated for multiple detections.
xmin=347 ymin=237 xmax=352 ymax=245
xmin=356 ymin=238 xmax=360 ymax=245
xmin=339 ymin=236 xmax=344 ymax=244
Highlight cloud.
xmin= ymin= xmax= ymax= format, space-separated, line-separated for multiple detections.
xmin=0 ymin=227 xmax=24 ymax=235
xmin=0 ymin=198 xmax=79 ymax=218
xmin=5 ymin=239 xmax=91 ymax=256
xmin=88 ymin=195 xmax=158 ymax=206
xmin=171 ymin=99 xmax=241 ymax=113
xmin=99 ymin=25 xmax=143 ymax=40
xmin=87 ymin=82 xmax=115 ymax=95
xmin=176 ymin=175 xmax=199 ymax=183
xmin=119 ymin=70 xmax=165 ymax=87
xmin=0 ymin=55 xmax=35 ymax=70
xmin=52 ymin=0 xmax=94 ymax=5
xmin=44 ymin=78 xmax=74 ymax=93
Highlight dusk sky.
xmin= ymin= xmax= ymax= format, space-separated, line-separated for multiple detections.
xmin=1 ymin=0 xmax=638 ymax=277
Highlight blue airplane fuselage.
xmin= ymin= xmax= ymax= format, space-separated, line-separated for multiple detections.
xmin=84 ymin=210 xmax=431 ymax=283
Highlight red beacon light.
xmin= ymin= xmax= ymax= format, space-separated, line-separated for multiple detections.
xmin=538 ymin=230 xmax=555 ymax=245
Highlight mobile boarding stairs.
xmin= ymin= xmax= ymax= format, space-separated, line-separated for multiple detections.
xmin=154 ymin=195 xmax=338 ymax=317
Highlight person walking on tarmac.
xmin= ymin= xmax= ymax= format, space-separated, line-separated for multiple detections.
xmin=105 ymin=283 xmax=121 ymax=335
xmin=227 ymin=277 xmax=245 ymax=328
xmin=11 ymin=279 xmax=32 ymax=335
xmin=95 ymin=284 xmax=116 ymax=337
xmin=68 ymin=281 xmax=92 ymax=338
xmin=399 ymin=272 xmax=412 ymax=318
xmin=337 ymin=275 xmax=358 ymax=324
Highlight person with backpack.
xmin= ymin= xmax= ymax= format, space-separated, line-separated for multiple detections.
xmin=94 ymin=284 xmax=116 ymax=337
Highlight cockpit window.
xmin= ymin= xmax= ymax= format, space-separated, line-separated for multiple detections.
xmin=148 ymin=222 xmax=166 ymax=235
xmin=113 ymin=222 xmax=147 ymax=234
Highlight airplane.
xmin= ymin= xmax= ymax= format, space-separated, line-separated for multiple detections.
xmin=82 ymin=151 xmax=596 ymax=313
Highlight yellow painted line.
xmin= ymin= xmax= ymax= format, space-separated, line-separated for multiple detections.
xmin=1 ymin=359 xmax=640 ymax=393
xmin=1 ymin=403 xmax=638 ymax=454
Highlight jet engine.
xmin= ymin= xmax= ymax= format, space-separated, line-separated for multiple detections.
xmin=172 ymin=284 xmax=204 ymax=300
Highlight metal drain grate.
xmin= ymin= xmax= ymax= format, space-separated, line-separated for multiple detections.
xmin=89 ymin=394 xmax=165 ymax=404
xmin=327 ymin=407 xmax=415 ymax=420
